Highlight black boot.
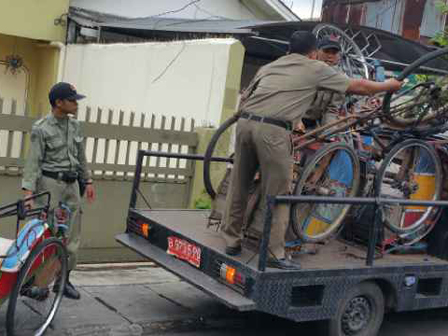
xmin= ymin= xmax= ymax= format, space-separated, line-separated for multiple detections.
xmin=64 ymin=271 xmax=81 ymax=300
xmin=54 ymin=271 xmax=81 ymax=300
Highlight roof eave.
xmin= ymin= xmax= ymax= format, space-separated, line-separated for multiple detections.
xmin=264 ymin=0 xmax=301 ymax=21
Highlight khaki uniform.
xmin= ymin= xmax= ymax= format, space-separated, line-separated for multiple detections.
xmin=22 ymin=114 xmax=90 ymax=271
xmin=221 ymin=54 xmax=350 ymax=259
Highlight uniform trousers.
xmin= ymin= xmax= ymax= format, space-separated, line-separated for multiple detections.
xmin=221 ymin=118 xmax=292 ymax=259
xmin=36 ymin=175 xmax=82 ymax=271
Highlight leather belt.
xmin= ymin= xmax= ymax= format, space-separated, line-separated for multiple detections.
xmin=240 ymin=112 xmax=292 ymax=131
xmin=42 ymin=170 xmax=78 ymax=184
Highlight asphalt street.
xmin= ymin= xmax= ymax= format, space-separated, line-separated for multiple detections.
xmin=2 ymin=264 xmax=448 ymax=336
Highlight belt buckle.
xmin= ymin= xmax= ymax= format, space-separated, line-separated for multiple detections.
xmin=57 ymin=172 xmax=64 ymax=181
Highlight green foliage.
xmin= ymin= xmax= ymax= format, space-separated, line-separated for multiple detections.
xmin=436 ymin=0 xmax=448 ymax=14
xmin=194 ymin=190 xmax=212 ymax=209
xmin=432 ymin=2 xmax=448 ymax=47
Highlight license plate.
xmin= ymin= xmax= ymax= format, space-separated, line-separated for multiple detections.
xmin=167 ymin=236 xmax=201 ymax=268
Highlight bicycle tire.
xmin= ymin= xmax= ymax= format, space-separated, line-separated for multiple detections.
xmin=375 ymin=139 xmax=442 ymax=234
xmin=291 ymin=142 xmax=361 ymax=243
xmin=203 ymin=115 xmax=238 ymax=199
xmin=382 ymin=47 xmax=448 ymax=128
xmin=6 ymin=237 xmax=68 ymax=336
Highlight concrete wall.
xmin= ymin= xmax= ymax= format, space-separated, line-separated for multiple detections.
xmin=0 ymin=0 xmax=69 ymax=42
xmin=0 ymin=175 xmax=188 ymax=263
xmin=62 ymin=39 xmax=244 ymax=128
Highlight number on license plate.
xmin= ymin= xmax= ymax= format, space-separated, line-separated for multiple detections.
xmin=167 ymin=236 xmax=201 ymax=268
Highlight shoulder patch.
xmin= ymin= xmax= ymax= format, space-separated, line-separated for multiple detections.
xmin=34 ymin=118 xmax=45 ymax=126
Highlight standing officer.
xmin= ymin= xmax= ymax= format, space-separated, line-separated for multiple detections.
xmin=221 ymin=31 xmax=402 ymax=270
xmin=22 ymin=82 xmax=95 ymax=299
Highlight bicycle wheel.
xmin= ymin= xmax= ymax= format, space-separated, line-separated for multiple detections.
xmin=382 ymin=47 xmax=448 ymax=129
xmin=6 ymin=238 xmax=68 ymax=336
xmin=291 ymin=142 xmax=361 ymax=243
xmin=203 ymin=115 xmax=238 ymax=199
xmin=312 ymin=23 xmax=370 ymax=79
xmin=376 ymin=139 xmax=442 ymax=234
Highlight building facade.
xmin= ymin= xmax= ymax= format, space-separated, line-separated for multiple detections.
xmin=0 ymin=0 xmax=70 ymax=115
xmin=321 ymin=0 xmax=446 ymax=44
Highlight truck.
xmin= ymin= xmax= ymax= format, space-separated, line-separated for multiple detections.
xmin=116 ymin=150 xmax=448 ymax=336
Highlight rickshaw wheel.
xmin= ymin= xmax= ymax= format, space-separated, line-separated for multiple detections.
xmin=6 ymin=238 xmax=68 ymax=336
xmin=291 ymin=142 xmax=361 ymax=243
xmin=375 ymin=139 xmax=442 ymax=234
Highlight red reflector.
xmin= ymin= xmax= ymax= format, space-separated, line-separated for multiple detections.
xmin=142 ymin=223 xmax=150 ymax=237
xmin=219 ymin=263 xmax=245 ymax=286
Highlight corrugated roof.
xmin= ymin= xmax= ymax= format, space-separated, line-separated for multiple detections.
xmin=99 ymin=17 xmax=262 ymax=34
xmin=69 ymin=7 xmax=267 ymax=34
xmin=69 ymin=7 xmax=448 ymax=72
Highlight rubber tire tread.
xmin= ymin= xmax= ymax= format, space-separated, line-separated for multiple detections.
xmin=6 ymin=237 xmax=68 ymax=336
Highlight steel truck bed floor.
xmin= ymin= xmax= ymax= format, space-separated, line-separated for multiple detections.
xmin=132 ymin=209 xmax=447 ymax=271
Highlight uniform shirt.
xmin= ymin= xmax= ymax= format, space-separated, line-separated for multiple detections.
xmin=305 ymin=86 xmax=345 ymax=121
xmin=240 ymin=53 xmax=351 ymax=123
xmin=22 ymin=114 xmax=90 ymax=192
xmin=305 ymin=66 xmax=347 ymax=122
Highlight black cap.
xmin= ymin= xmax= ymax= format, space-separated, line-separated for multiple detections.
xmin=49 ymin=82 xmax=86 ymax=105
xmin=318 ymin=36 xmax=341 ymax=51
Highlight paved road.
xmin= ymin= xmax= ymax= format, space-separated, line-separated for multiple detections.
xmin=3 ymin=264 xmax=448 ymax=336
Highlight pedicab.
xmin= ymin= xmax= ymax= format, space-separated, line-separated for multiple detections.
xmin=0 ymin=192 xmax=68 ymax=336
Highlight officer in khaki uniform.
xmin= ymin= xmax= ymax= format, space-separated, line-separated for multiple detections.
xmin=22 ymin=82 xmax=95 ymax=299
xmin=221 ymin=31 xmax=402 ymax=270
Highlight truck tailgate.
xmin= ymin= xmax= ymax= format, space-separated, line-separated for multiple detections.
xmin=116 ymin=233 xmax=256 ymax=312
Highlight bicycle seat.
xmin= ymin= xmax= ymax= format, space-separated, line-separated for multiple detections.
xmin=0 ymin=218 xmax=47 ymax=273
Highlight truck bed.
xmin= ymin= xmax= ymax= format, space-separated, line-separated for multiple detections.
xmin=119 ymin=208 xmax=448 ymax=322
xmin=131 ymin=209 xmax=446 ymax=271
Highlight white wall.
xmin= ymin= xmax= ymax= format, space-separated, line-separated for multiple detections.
xmin=70 ymin=0 xmax=258 ymax=20
xmin=62 ymin=39 xmax=239 ymax=128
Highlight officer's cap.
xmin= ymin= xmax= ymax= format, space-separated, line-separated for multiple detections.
xmin=49 ymin=82 xmax=86 ymax=105
xmin=318 ymin=36 xmax=341 ymax=52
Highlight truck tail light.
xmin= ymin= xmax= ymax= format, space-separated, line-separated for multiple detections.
xmin=219 ymin=263 xmax=245 ymax=286
xmin=127 ymin=217 xmax=151 ymax=238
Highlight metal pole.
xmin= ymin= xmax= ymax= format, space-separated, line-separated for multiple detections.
xmin=258 ymin=196 xmax=275 ymax=272
xmin=310 ymin=0 xmax=316 ymax=19
xmin=275 ymin=195 xmax=448 ymax=207
xmin=141 ymin=151 xmax=232 ymax=163
xmin=366 ymin=200 xmax=381 ymax=266
xmin=129 ymin=150 xmax=144 ymax=209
